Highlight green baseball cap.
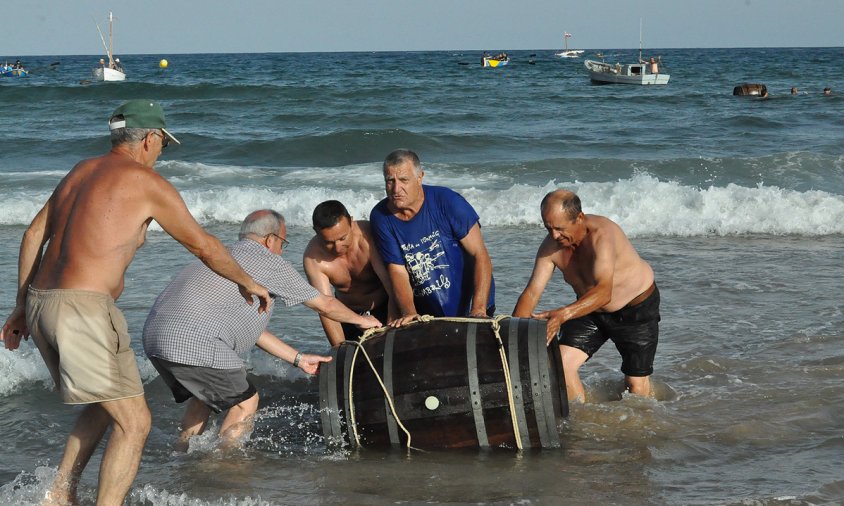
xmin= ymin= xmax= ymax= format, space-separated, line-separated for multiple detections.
xmin=108 ymin=99 xmax=180 ymax=145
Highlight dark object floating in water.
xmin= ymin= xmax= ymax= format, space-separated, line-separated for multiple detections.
xmin=319 ymin=316 xmax=568 ymax=450
xmin=734 ymin=83 xmax=767 ymax=96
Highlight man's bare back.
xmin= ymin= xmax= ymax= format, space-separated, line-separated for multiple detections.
xmin=33 ymin=153 xmax=165 ymax=298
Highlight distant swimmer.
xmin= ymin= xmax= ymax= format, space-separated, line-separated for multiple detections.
xmin=791 ymin=87 xmax=798 ymax=95
xmin=303 ymin=200 xmax=397 ymax=346
xmin=513 ymin=189 xmax=660 ymax=402
xmin=823 ymin=87 xmax=832 ymax=96
xmin=0 ymin=99 xmax=272 ymax=505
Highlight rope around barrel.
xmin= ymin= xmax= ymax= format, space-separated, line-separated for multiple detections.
xmin=341 ymin=314 xmax=524 ymax=451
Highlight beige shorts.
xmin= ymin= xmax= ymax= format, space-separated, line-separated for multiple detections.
xmin=26 ymin=287 xmax=144 ymax=404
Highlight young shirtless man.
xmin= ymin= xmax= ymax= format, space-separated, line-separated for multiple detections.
xmin=513 ymin=189 xmax=660 ymax=402
xmin=0 ymin=100 xmax=270 ymax=505
xmin=303 ymin=200 xmax=396 ymax=345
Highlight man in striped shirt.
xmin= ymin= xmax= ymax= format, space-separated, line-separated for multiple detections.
xmin=143 ymin=209 xmax=381 ymax=450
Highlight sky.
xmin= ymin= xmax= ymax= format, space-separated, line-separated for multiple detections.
xmin=2 ymin=0 xmax=842 ymax=56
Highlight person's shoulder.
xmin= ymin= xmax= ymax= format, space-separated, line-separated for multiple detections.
xmin=427 ymin=185 xmax=477 ymax=219
xmin=303 ymin=234 xmax=320 ymax=256
xmin=369 ymin=198 xmax=391 ymax=220
xmin=356 ymin=221 xmax=379 ymax=249
xmin=423 ymin=184 xmax=455 ymax=195
xmin=67 ymin=153 xmax=149 ymax=183
xmin=590 ymin=214 xmax=621 ymax=228
xmin=537 ymin=234 xmax=561 ymax=255
xmin=96 ymin=151 xmax=157 ymax=176
xmin=303 ymin=235 xmax=331 ymax=264
xmin=425 ymin=184 xmax=465 ymax=204
xmin=586 ymin=213 xmax=610 ymax=222
xmin=588 ymin=214 xmax=627 ymax=240
xmin=229 ymin=239 xmax=260 ymax=257
xmin=357 ymin=220 xmax=373 ymax=235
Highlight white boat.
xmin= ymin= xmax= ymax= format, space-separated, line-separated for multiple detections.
xmin=584 ymin=20 xmax=669 ymax=85
xmin=584 ymin=58 xmax=669 ymax=85
xmin=91 ymin=12 xmax=125 ymax=82
xmin=555 ymin=32 xmax=584 ymax=58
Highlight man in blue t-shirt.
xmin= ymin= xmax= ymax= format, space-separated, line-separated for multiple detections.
xmin=370 ymin=149 xmax=495 ymax=326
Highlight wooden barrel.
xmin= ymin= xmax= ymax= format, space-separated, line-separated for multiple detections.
xmin=319 ymin=317 xmax=568 ymax=450
xmin=733 ymin=83 xmax=767 ymax=96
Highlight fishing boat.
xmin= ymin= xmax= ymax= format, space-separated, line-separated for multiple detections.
xmin=91 ymin=12 xmax=126 ymax=82
xmin=555 ymin=32 xmax=584 ymax=58
xmin=482 ymin=53 xmax=510 ymax=68
xmin=583 ymin=21 xmax=669 ymax=85
xmin=584 ymin=58 xmax=669 ymax=85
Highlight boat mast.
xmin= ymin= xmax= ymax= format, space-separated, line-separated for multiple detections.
xmin=107 ymin=12 xmax=115 ymax=68
xmin=638 ymin=18 xmax=643 ymax=63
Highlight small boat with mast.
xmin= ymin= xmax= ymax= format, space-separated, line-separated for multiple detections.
xmin=583 ymin=20 xmax=669 ymax=85
xmin=91 ymin=12 xmax=126 ymax=82
xmin=555 ymin=32 xmax=584 ymax=58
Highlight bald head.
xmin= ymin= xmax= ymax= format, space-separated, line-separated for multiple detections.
xmin=540 ymin=189 xmax=582 ymax=221
xmin=239 ymin=209 xmax=285 ymax=239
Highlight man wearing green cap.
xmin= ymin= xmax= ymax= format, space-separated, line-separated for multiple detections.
xmin=0 ymin=99 xmax=272 ymax=505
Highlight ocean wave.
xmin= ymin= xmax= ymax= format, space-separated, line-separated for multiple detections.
xmin=2 ymin=172 xmax=842 ymax=236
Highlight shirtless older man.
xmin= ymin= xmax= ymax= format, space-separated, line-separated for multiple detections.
xmin=304 ymin=200 xmax=395 ymax=345
xmin=513 ymin=189 xmax=660 ymax=402
xmin=0 ymin=100 xmax=270 ymax=505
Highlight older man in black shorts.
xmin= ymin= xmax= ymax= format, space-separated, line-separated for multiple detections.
xmin=513 ymin=189 xmax=660 ymax=402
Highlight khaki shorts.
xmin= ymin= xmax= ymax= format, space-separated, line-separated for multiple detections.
xmin=26 ymin=287 xmax=144 ymax=404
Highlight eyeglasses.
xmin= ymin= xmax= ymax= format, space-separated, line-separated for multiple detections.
xmin=151 ymin=130 xmax=169 ymax=149
xmin=266 ymin=233 xmax=289 ymax=248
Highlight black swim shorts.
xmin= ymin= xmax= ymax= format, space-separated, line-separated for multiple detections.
xmin=558 ymin=284 xmax=660 ymax=377
xmin=340 ymin=302 xmax=390 ymax=341
xmin=149 ymin=357 xmax=257 ymax=414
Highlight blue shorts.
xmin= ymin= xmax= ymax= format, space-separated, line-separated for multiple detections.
xmin=558 ymin=284 xmax=660 ymax=377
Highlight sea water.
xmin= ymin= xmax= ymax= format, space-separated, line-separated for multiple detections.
xmin=0 ymin=48 xmax=842 ymax=505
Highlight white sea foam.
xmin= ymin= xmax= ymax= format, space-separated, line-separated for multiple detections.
xmin=132 ymin=483 xmax=273 ymax=505
xmin=177 ymin=173 xmax=844 ymax=236
xmin=2 ymin=173 xmax=842 ymax=235
xmin=0 ymin=467 xmax=61 ymax=506
xmin=0 ymin=346 xmax=54 ymax=396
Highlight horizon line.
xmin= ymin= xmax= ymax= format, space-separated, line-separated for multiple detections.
xmin=5 ymin=45 xmax=843 ymax=58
